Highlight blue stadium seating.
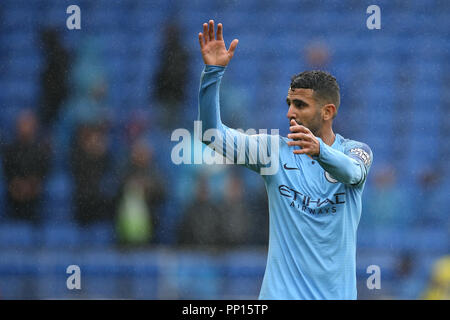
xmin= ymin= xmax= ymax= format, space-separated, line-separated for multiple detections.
xmin=40 ymin=223 xmax=80 ymax=248
xmin=81 ymin=222 xmax=116 ymax=247
xmin=221 ymin=251 xmax=265 ymax=298
xmin=0 ymin=222 xmax=36 ymax=248
xmin=0 ymin=0 xmax=449 ymax=299
xmin=174 ymin=252 xmax=221 ymax=299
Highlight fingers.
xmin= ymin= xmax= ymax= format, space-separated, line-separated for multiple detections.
xmin=289 ymin=124 xmax=310 ymax=134
xmin=202 ymin=20 xmax=229 ymax=42
xmin=293 ymin=148 xmax=311 ymax=155
xmin=287 ymin=139 xmax=311 ymax=147
xmin=289 ymin=123 xmax=311 ymax=134
xmin=287 ymin=132 xmax=311 ymax=141
xmin=217 ymin=23 xmax=223 ymax=40
xmin=201 ymin=20 xmax=238 ymax=60
xmin=290 ymin=119 xmax=303 ymax=128
xmin=203 ymin=23 xmax=208 ymax=43
xmin=208 ymin=20 xmax=215 ymax=41
xmin=198 ymin=33 xmax=204 ymax=49
xmin=288 ymin=138 xmax=319 ymax=156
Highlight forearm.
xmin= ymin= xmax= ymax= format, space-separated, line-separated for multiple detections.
xmin=314 ymin=140 xmax=364 ymax=185
xmin=198 ymin=64 xmax=227 ymax=134
xmin=197 ymin=65 xmax=275 ymax=173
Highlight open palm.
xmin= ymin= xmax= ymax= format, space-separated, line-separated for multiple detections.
xmin=198 ymin=20 xmax=239 ymax=66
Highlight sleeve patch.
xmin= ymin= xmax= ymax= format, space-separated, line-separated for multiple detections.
xmin=349 ymin=147 xmax=371 ymax=166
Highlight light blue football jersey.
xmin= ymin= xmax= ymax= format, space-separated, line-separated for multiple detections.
xmin=198 ymin=65 xmax=373 ymax=300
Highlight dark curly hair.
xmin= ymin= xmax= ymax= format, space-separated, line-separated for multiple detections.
xmin=290 ymin=70 xmax=340 ymax=117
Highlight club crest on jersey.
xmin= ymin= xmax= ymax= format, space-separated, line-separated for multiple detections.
xmin=324 ymin=171 xmax=338 ymax=183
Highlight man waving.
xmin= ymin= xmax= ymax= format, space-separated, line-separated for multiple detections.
xmin=197 ymin=20 xmax=373 ymax=300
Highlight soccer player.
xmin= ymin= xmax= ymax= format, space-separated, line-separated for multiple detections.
xmin=197 ymin=20 xmax=373 ymax=299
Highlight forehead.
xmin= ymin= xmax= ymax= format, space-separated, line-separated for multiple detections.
xmin=287 ymin=88 xmax=315 ymax=100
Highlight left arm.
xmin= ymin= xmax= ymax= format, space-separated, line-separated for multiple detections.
xmin=287 ymin=122 xmax=373 ymax=186
xmin=314 ymin=140 xmax=372 ymax=186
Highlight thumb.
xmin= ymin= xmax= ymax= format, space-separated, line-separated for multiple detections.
xmin=227 ymin=39 xmax=239 ymax=56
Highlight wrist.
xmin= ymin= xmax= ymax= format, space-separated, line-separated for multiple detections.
xmin=312 ymin=139 xmax=323 ymax=160
xmin=205 ymin=64 xmax=227 ymax=70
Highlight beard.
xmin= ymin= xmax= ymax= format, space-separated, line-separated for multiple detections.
xmin=290 ymin=116 xmax=322 ymax=137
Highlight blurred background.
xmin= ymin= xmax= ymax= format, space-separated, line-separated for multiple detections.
xmin=0 ymin=0 xmax=449 ymax=299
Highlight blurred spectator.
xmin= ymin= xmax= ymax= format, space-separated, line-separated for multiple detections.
xmin=70 ymin=122 xmax=113 ymax=226
xmin=302 ymin=40 xmax=363 ymax=139
xmin=215 ymin=173 xmax=252 ymax=248
xmin=39 ymin=28 xmax=70 ymax=130
xmin=54 ymin=37 xmax=109 ymax=165
xmin=125 ymin=111 xmax=151 ymax=145
xmin=1 ymin=110 xmax=50 ymax=223
xmin=397 ymin=252 xmax=414 ymax=279
xmin=415 ymin=167 xmax=447 ymax=227
xmin=177 ymin=175 xmax=220 ymax=248
xmin=70 ymin=37 xmax=107 ymax=100
xmin=422 ymin=255 xmax=450 ymax=300
xmin=115 ymin=139 xmax=166 ymax=247
xmin=248 ymin=182 xmax=269 ymax=246
xmin=392 ymin=251 xmax=423 ymax=299
xmin=362 ymin=165 xmax=413 ymax=227
xmin=303 ymin=40 xmax=331 ymax=70
xmin=152 ymin=22 xmax=190 ymax=128
xmin=302 ymin=40 xmax=360 ymax=138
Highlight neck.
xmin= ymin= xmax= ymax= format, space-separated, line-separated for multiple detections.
xmin=317 ymin=126 xmax=336 ymax=146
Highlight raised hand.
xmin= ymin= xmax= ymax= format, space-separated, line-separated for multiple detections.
xmin=198 ymin=20 xmax=239 ymax=66
xmin=287 ymin=119 xmax=321 ymax=157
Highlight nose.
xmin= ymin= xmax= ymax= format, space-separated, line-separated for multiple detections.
xmin=286 ymin=105 xmax=295 ymax=120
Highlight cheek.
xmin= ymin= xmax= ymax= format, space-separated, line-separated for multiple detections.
xmin=316 ymin=109 xmax=323 ymax=120
xmin=301 ymin=108 xmax=316 ymax=120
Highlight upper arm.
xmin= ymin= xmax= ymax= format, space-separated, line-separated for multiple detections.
xmin=203 ymin=125 xmax=280 ymax=175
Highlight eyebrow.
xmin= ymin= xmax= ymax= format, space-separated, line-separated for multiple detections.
xmin=286 ymin=98 xmax=309 ymax=107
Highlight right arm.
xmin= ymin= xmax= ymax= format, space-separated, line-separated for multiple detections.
xmin=197 ymin=21 xmax=277 ymax=174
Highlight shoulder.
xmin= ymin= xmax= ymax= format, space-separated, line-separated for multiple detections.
xmin=338 ymin=134 xmax=373 ymax=168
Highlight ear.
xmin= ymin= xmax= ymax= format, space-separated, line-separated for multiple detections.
xmin=322 ymin=104 xmax=337 ymax=121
